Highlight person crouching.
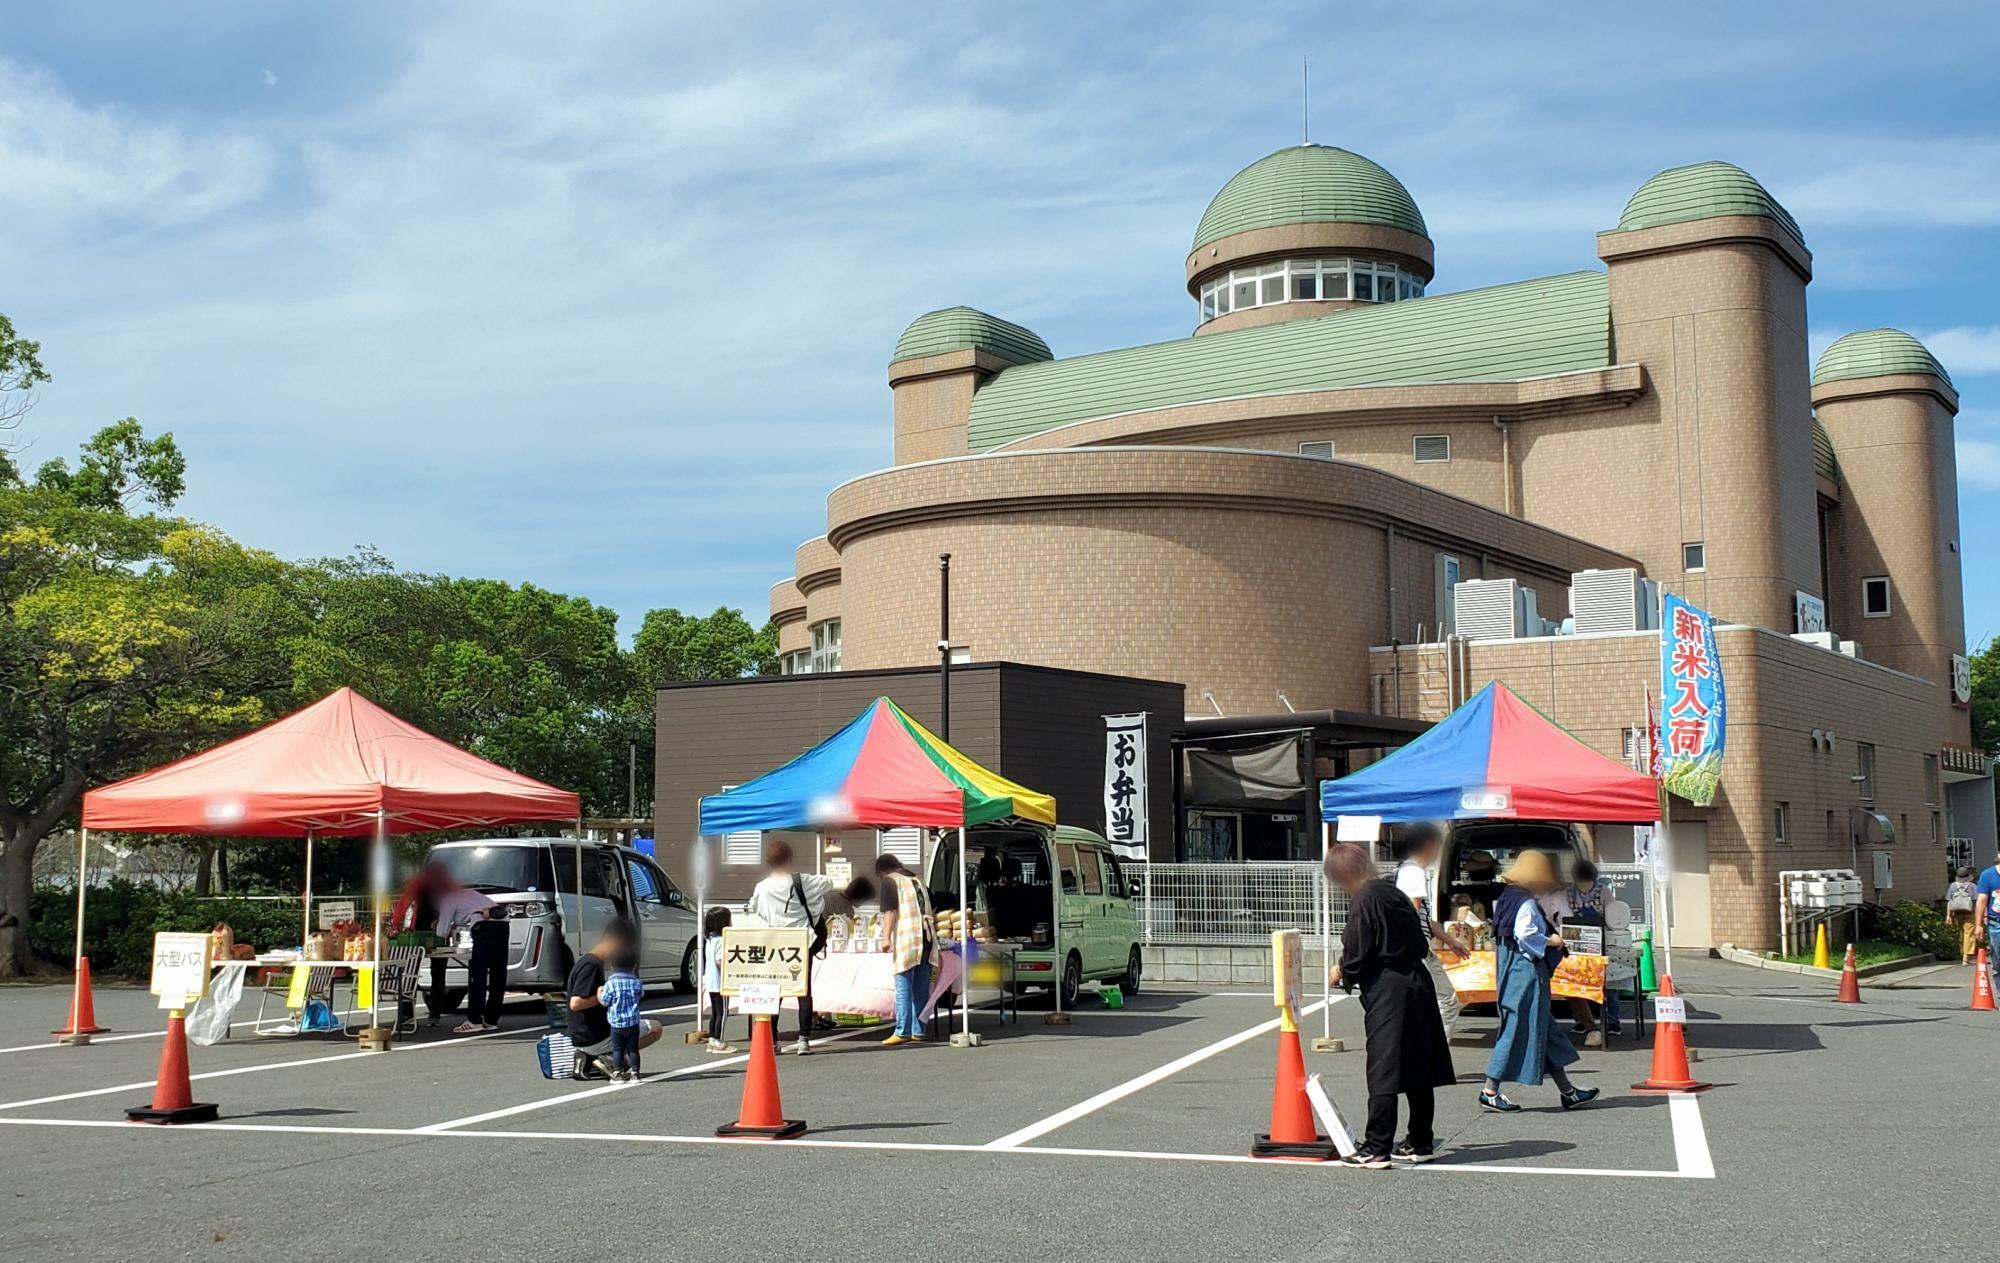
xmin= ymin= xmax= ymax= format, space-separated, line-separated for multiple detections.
xmin=1324 ymin=841 xmax=1454 ymax=1168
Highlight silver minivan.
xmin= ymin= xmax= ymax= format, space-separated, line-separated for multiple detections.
xmin=424 ymin=838 xmax=700 ymax=1004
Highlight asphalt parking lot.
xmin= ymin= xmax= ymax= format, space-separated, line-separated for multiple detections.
xmin=1 ymin=958 xmax=1993 ymax=1262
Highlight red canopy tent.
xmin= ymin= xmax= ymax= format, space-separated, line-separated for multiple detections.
xmin=73 ymin=688 xmax=582 ymax=1034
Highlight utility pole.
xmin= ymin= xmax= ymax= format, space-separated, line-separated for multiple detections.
xmin=938 ymin=552 xmax=952 ymax=741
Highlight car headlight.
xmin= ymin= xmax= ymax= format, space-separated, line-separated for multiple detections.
xmin=507 ymin=902 xmax=550 ymax=919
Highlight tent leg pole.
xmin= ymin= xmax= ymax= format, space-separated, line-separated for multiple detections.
xmin=1321 ymin=822 xmax=1332 ymax=1041
xmin=68 ymin=828 xmax=91 ymax=1035
xmin=958 ymin=826 xmax=972 ymax=1047
xmin=370 ymin=811 xmax=385 ymax=1038
xmin=303 ymin=830 xmax=315 ymax=950
xmin=575 ymin=815 xmax=587 ymax=965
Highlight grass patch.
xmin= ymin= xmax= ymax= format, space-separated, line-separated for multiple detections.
xmin=1774 ymin=938 xmax=1917 ymax=969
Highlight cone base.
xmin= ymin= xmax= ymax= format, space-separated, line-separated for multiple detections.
xmin=126 ymin=1101 xmax=220 ymax=1125
xmin=1629 ymin=1080 xmax=1713 ymax=1094
xmin=715 ymin=1118 xmax=806 ymax=1139
xmin=1251 ymin=1133 xmax=1337 ymax=1161
xmin=52 ymin=1025 xmax=110 ymax=1037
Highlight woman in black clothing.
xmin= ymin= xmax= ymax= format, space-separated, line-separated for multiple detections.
xmin=1326 ymin=841 xmax=1455 ymax=1168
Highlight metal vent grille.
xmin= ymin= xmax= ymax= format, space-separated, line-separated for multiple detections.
xmin=1452 ymin=578 xmax=1522 ymax=641
xmin=1299 ymin=440 xmax=1334 ymax=460
xmin=1413 ymin=434 xmax=1451 ymax=462
xmin=1571 ymin=568 xmax=1645 ymax=634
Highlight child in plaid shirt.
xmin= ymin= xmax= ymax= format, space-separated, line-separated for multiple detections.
xmin=597 ymin=948 xmax=647 ymax=1082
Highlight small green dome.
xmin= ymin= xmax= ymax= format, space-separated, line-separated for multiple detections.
xmin=1811 ymin=415 xmax=1839 ymax=481
xmin=1617 ymin=161 xmax=1803 ymax=244
xmin=1193 ymin=144 xmax=1427 ymax=250
xmin=892 ymin=307 xmax=1051 ymax=367
xmin=1812 ymin=329 xmax=1951 ymax=388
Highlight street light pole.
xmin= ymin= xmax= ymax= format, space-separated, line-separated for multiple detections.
xmin=938 ymin=552 xmax=952 ymax=741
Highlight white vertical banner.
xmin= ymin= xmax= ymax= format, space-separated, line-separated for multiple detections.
xmin=1102 ymin=713 xmax=1148 ymax=862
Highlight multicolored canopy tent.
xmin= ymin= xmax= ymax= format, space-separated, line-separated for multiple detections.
xmin=73 ymin=688 xmax=582 ymax=1036
xmin=1319 ymin=681 xmax=1660 ymax=824
xmin=698 ymin=696 xmax=1056 ymax=1041
xmin=698 ymin=696 xmax=1055 ymax=834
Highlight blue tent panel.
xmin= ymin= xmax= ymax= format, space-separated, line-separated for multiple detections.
xmin=1319 ymin=685 xmax=1499 ymax=822
xmin=697 ymin=704 xmax=876 ymax=834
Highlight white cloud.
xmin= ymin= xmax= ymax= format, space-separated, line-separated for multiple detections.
xmin=1922 ymin=326 xmax=2000 ymax=377
xmin=261 ymin=69 xmax=278 ymax=88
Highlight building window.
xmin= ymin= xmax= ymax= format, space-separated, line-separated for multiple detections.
xmin=1773 ymin=802 xmax=1789 ymax=845
xmin=1682 ymin=542 xmax=1706 ymax=572
xmin=780 ymin=648 xmax=811 ymax=676
xmin=810 ymin=619 xmax=842 ymax=673
xmin=1299 ymin=440 xmax=1335 ymax=460
xmin=1196 ymin=257 xmax=1423 ymax=320
xmin=1856 ymin=742 xmax=1875 ymax=802
xmin=1862 ymin=576 xmax=1891 ymax=618
xmin=1413 ymin=435 xmax=1450 ymax=463
xmin=1435 ymin=552 xmax=1461 ymax=633
xmin=1924 ymin=753 xmax=1938 ymax=805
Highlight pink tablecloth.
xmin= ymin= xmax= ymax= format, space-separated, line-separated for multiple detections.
xmin=804 ymin=951 xmax=964 ymax=1020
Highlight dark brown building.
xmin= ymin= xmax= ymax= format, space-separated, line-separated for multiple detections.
xmin=655 ymin=662 xmax=1183 ymax=901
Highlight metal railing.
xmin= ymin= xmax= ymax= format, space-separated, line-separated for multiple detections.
xmin=1131 ymin=862 xmax=1349 ymax=946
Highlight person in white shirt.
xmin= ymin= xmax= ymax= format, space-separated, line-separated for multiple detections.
xmin=744 ymin=840 xmax=840 ymax=1055
xmin=1391 ymin=825 xmax=1466 ymax=1037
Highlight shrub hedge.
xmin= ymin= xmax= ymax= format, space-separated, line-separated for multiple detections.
xmin=1862 ymin=899 xmax=1959 ymax=962
xmin=29 ymin=880 xmax=355 ymax=978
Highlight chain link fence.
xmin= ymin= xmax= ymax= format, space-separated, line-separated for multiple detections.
xmin=1130 ymin=862 xmax=1350 ymax=946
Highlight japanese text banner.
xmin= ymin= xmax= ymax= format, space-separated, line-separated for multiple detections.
xmin=1658 ymin=593 xmax=1726 ymax=805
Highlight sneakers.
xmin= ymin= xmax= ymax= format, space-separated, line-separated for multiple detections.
xmin=613 ymin=1069 xmax=640 ymax=1084
xmin=1478 ymin=1090 xmax=1521 ymax=1113
xmin=786 ymin=1037 xmax=812 ymax=1056
xmin=1559 ymin=1086 xmax=1601 ymax=1110
xmin=1340 ymin=1150 xmax=1392 ymax=1170
xmin=452 ymin=1020 xmax=484 ymax=1035
xmin=572 ymin=1054 xmax=611 ymax=1081
xmin=706 ymin=1039 xmax=736 ymax=1055
xmin=881 ymin=1034 xmax=908 ymax=1047
xmin=1391 ymin=1141 xmax=1437 ymax=1165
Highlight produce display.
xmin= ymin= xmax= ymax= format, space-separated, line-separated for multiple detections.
xmin=933 ymin=908 xmax=993 ymax=945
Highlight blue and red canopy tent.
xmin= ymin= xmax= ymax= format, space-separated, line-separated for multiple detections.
xmin=1319 ymin=681 xmax=1659 ymax=824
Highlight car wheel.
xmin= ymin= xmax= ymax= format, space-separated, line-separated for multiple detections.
xmin=1121 ymin=947 xmax=1143 ymax=996
xmin=677 ymin=938 xmax=698 ymax=994
xmin=1059 ymin=952 xmax=1082 ymax=1010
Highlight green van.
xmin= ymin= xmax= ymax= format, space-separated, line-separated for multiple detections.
xmin=925 ymin=823 xmax=1144 ymax=1007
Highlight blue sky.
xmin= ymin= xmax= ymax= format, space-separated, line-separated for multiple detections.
xmin=4 ymin=3 xmax=1998 ymax=645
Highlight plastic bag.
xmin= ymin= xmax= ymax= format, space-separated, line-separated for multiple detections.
xmin=299 ymin=998 xmax=343 ymax=1032
xmin=186 ymin=964 xmax=246 ymax=1046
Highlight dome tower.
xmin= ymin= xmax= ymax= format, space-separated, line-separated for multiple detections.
xmin=1186 ymin=144 xmax=1434 ymax=335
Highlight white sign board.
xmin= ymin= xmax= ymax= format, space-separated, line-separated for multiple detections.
xmin=1560 ymin=922 xmax=1605 ymax=957
xmin=1794 ymin=590 xmax=1827 ymax=635
xmin=719 ymin=926 xmax=811 ymax=997
xmin=1335 ymin=815 xmax=1382 ymax=843
xmin=825 ymin=857 xmax=852 ymax=885
xmin=149 ymin=931 xmax=214 ymax=1010
xmin=735 ymin=982 xmax=781 ymax=1015
xmin=318 ymin=900 xmax=356 ymax=930
xmin=1102 ymin=713 xmax=1148 ymax=861
xmin=1304 ymin=1073 xmax=1359 ymax=1158
xmin=1653 ymin=995 xmax=1687 ymax=1024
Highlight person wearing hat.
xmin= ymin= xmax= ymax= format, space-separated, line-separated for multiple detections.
xmin=1481 ymin=848 xmax=1599 ymax=1112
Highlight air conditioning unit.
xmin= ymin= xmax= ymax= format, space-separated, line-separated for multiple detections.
xmin=1838 ymin=640 xmax=1863 ymax=659
xmin=1569 ymin=569 xmax=1656 ymax=634
xmin=1791 ymin=631 xmax=1838 ymax=652
xmin=1453 ymin=578 xmax=1533 ymax=642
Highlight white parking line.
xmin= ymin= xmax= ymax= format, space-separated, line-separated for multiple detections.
xmin=984 ymin=998 xmax=1337 ymax=1150
xmin=1668 ymin=1094 xmax=1714 ymax=1178
xmin=0 ymin=1115 xmax=1708 ymax=1178
xmin=415 ymin=1019 xmax=884 ymax=1133
xmin=0 ymin=1005 xmax=693 ymax=1115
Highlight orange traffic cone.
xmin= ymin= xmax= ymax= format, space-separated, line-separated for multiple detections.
xmin=1631 ymin=976 xmax=1712 ymax=1094
xmin=125 ymin=1012 xmax=218 ymax=1124
xmin=715 ymin=1016 xmax=805 ymax=1139
xmin=1972 ymin=950 xmax=1995 ymax=1012
xmin=1835 ymin=943 xmax=1862 ymax=1004
xmin=52 ymin=957 xmax=110 ymax=1041
xmin=1251 ymin=1022 xmax=1337 ymax=1160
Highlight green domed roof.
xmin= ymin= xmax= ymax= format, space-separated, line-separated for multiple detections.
xmin=1193 ymin=144 xmax=1427 ymax=250
xmin=892 ymin=307 xmax=1051 ymax=367
xmin=1617 ymin=161 xmax=1803 ymax=244
xmin=1811 ymin=415 xmax=1839 ymax=482
xmin=1812 ymin=329 xmax=1951 ymax=388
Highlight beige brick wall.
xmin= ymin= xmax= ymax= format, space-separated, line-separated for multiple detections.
xmin=1370 ymin=627 xmax=1948 ymax=949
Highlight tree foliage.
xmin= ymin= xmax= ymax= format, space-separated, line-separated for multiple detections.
xmin=0 ymin=313 xmax=779 ymax=973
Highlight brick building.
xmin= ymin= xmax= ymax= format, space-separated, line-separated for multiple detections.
xmin=738 ymin=144 xmax=1990 ymax=951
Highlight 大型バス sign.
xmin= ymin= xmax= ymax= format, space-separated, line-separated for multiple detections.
xmin=149 ymin=931 xmax=214 ymax=1010
xmin=1658 ymin=592 xmax=1726 ymax=805
xmin=719 ymin=926 xmax=811 ymax=997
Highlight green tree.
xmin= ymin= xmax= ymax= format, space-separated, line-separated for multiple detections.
xmin=1969 ymin=637 xmax=2000 ymax=754
xmin=619 ymin=607 xmax=779 ymax=817
xmin=0 ymin=424 xmax=304 ymax=976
